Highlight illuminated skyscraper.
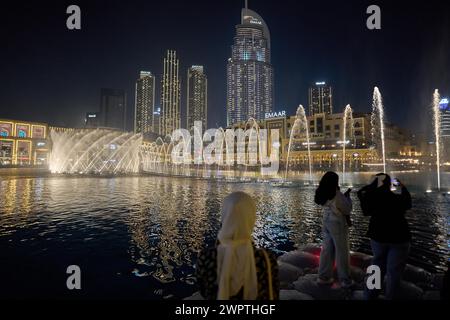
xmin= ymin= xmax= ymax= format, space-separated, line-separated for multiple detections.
xmin=440 ymin=98 xmax=450 ymax=138
xmin=308 ymin=82 xmax=333 ymax=116
xmin=226 ymin=3 xmax=273 ymax=126
xmin=134 ymin=71 xmax=155 ymax=134
xmin=187 ymin=66 xmax=208 ymax=132
xmin=160 ymin=50 xmax=181 ymax=136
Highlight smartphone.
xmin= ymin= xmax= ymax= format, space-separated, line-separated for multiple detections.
xmin=392 ymin=178 xmax=400 ymax=187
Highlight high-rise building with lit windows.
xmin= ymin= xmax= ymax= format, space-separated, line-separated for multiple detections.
xmin=226 ymin=4 xmax=273 ymax=126
xmin=134 ymin=71 xmax=155 ymax=134
xmin=308 ymin=82 xmax=333 ymax=116
xmin=187 ymin=66 xmax=207 ymax=132
xmin=160 ymin=50 xmax=181 ymax=136
xmin=440 ymin=98 xmax=450 ymax=138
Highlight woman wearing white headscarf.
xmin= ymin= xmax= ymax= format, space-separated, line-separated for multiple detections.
xmin=196 ymin=191 xmax=279 ymax=300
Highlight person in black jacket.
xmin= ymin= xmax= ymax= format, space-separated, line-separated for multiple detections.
xmin=358 ymin=173 xmax=412 ymax=300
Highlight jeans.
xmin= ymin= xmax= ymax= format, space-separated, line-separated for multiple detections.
xmin=365 ymin=240 xmax=410 ymax=300
xmin=318 ymin=211 xmax=350 ymax=282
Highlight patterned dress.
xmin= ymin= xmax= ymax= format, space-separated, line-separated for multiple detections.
xmin=195 ymin=245 xmax=279 ymax=300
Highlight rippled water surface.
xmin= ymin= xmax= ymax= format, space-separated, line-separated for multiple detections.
xmin=0 ymin=173 xmax=448 ymax=299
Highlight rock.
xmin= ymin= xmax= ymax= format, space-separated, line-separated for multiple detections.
xmin=430 ymin=273 xmax=445 ymax=290
xmin=278 ymin=262 xmax=303 ymax=283
xmin=278 ymin=250 xmax=319 ymax=270
xmin=183 ymin=291 xmax=205 ymax=300
xmin=292 ymin=274 xmax=348 ymax=300
xmin=331 ymin=266 xmax=366 ymax=284
xmin=423 ymin=290 xmax=441 ymax=300
xmin=403 ymin=264 xmax=431 ymax=284
xmin=351 ymin=290 xmax=366 ymax=300
xmin=350 ymin=266 xmax=366 ymax=283
xmin=280 ymin=290 xmax=314 ymax=300
xmin=280 ymin=281 xmax=295 ymax=290
xmin=299 ymin=244 xmax=322 ymax=256
xmin=350 ymin=252 xmax=373 ymax=270
xmin=397 ymin=281 xmax=424 ymax=300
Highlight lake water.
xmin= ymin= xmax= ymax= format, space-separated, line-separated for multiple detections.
xmin=0 ymin=171 xmax=448 ymax=299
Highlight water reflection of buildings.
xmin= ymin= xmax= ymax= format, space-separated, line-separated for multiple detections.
xmin=0 ymin=178 xmax=34 ymax=215
xmin=125 ymin=178 xmax=208 ymax=285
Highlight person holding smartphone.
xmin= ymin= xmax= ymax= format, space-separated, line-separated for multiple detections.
xmin=314 ymin=171 xmax=353 ymax=288
xmin=357 ymin=173 xmax=412 ymax=300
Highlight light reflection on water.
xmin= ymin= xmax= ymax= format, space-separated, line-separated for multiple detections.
xmin=0 ymin=172 xmax=448 ymax=299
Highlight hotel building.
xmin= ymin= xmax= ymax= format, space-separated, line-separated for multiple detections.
xmin=226 ymin=4 xmax=274 ymax=126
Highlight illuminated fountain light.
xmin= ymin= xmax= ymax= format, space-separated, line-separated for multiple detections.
xmin=285 ymin=105 xmax=312 ymax=182
xmin=342 ymin=104 xmax=354 ymax=186
xmin=49 ymin=128 xmax=142 ymax=174
xmin=371 ymin=87 xmax=386 ymax=173
xmin=432 ymin=89 xmax=441 ymax=190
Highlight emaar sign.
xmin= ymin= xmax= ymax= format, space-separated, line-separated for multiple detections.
xmin=265 ymin=111 xmax=286 ymax=119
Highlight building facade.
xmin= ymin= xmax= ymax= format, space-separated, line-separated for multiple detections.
xmin=440 ymin=97 xmax=450 ymax=162
xmin=0 ymin=119 xmax=49 ymax=166
xmin=226 ymin=5 xmax=274 ymax=126
xmin=100 ymin=88 xmax=127 ymax=131
xmin=160 ymin=50 xmax=181 ymax=136
xmin=308 ymin=82 xmax=333 ymax=116
xmin=85 ymin=112 xmax=100 ymax=128
xmin=187 ymin=66 xmax=208 ymax=132
xmin=134 ymin=71 xmax=156 ymax=134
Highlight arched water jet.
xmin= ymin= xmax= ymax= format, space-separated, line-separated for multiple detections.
xmin=285 ymin=105 xmax=312 ymax=182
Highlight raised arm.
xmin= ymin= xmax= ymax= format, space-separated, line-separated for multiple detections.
xmin=400 ymin=186 xmax=412 ymax=211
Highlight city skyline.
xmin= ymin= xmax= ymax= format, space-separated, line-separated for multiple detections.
xmin=1 ymin=0 xmax=450 ymax=137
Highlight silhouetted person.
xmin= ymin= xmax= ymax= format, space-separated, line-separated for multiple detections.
xmin=196 ymin=191 xmax=279 ymax=300
xmin=315 ymin=171 xmax=353 ymax=287
xmin=358 ymin=173 xmax=412 ymax=300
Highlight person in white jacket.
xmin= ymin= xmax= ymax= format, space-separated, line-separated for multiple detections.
xmin=314 ymin=171 xmax=353 ymax=288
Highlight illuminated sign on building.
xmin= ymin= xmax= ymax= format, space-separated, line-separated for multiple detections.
xmin=315 ymin=82 xmax=326 ymax=86
xmin=0 ymin=122 xmax=13 ymax=137
xmin=32 ymin=126 xmax=45 ymax=139
xmin=440 ymin=98 xmax=449 ymax=111
xmin=16 ymin=124 xmax=30 ymax=138
xmin=265 ymin=111 xmax=286 ymax=119
xmin=249 ymin=19 xmax=262 ymax=25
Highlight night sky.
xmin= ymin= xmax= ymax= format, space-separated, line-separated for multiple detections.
xmin=1 ymin=0 xmax=449 ymax=136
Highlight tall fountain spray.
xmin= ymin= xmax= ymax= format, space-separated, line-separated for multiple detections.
xmin=371 ymin=87 xmax=387 ymax=173
xmin=432 ymin=89 xmax=441 ymax=190
xmin=285 ymin=105 xmax=312 ymax=181
xmin=342 ymin=105 xmax=354 ymax=186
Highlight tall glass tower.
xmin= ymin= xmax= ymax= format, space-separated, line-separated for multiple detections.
xmin=187 ymin=66 xmax=208 ymax=132
xmin=134 ymin=71 xmax=155 ymax=134
xmin=161 ymin=50 xmax=181 ymax=136
xmin=226 ymin=4 xmax=274 ymax=126
xmin=308 ymin=82 xmax=333 ymax=116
